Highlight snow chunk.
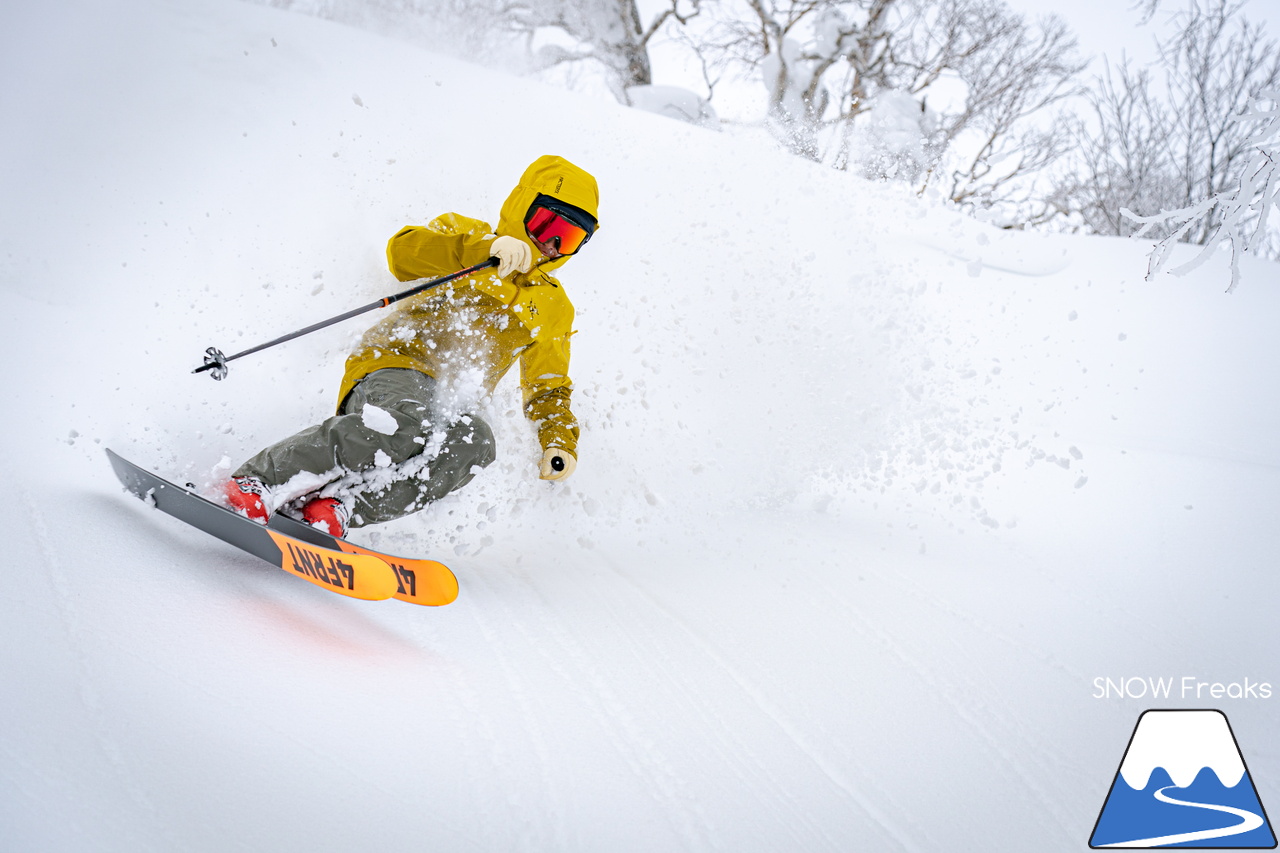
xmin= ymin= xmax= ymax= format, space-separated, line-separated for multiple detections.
xmin=850 ymin=90 xmax=935 ymax=181
xmin=361 ymin=404 xmax=399 ymax=435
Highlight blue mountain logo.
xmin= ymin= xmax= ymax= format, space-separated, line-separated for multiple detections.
xmin=1091 ymin=709 xmax=1276 ymax=848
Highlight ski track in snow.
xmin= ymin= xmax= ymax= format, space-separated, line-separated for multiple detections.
xmin=798 ymin=562 xmax=1081 ymax=845
xmin=915 ymin=241 xmax=1074 ymax=278
xmin=19 ymin=490 xmax=164 ymax=849
xmin=397 ymin=612 xmax=513 ymax=853
xmin=592 ymin=553 xmax=921 ymax=853
xmin=79 ymin=496 xmax=477 ymax=849
xmin=881 ymin=562 xmax=1111 ymax=790
xmin=461 ymin=571 xmax=573 ymax=851
xmin=475 ymin=562 xmax=724 ymax=852
xmin=591 ymin=574 xmax=859 ymax=852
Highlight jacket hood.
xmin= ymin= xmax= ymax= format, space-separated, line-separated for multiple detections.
xmin=497 ymin=155 xmax=600 ymax=275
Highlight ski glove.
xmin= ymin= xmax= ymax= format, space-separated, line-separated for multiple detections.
xmin=539 ymin=447 xmax=576 ymax=482
xmin=490 ymin=235 xmax=532 ymax=278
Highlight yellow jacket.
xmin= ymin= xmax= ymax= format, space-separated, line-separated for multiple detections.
xmin=338 ymin=155 xmax=599 ymax=455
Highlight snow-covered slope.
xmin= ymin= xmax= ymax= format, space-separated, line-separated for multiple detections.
xmin=2 ymin=0 xmax=1278 ymax=851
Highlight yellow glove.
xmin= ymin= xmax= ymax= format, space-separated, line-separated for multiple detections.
xmin=539 ymin=447 xmax=576 ymax=481
xmin=490 ymin=235 xmax=532 ymax=278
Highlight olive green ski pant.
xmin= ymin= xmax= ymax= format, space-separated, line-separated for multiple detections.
xmin=234 ymin=368 xmax=495 ymax=528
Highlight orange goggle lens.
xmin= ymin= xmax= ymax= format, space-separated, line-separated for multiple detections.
xmin=525 ymin=207 xmax=591 ymax=256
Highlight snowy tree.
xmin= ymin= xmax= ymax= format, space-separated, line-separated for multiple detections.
xmin=1148 ymin=0 xmax=1279 ymax=241
xmin=683 ymin=0 xmax=859 ymax=160
xmin=908 ymin=7 xmax=1083 ymax=221
xmin=506 ymin=0 xmax=703 ymax=102
xmin=1052 ymin=59 xmax=1188 ymax=237
xmin=1123 ymin=91 xmax=1280 ymax=291
xmin=687 ymin=0 xmax=1083 ymax=220
xmin=1061 ymin=0 xmax=1280 ymax=287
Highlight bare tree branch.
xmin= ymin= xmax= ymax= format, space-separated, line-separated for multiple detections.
xmin=1123 ymin=90 xmax=1280 ymax=291
xmin=1064 ymin=0 xmax=1280 ymax=281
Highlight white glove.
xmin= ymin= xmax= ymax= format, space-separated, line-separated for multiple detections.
xmin=490 ymin=235 xmax=532 ymax=278
xmin=539 ymin=447 xmax=577 ymax=481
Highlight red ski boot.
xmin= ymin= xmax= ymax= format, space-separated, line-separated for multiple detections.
xmin=302 ymin=496 xmax=349 ymax=538
xmin=224 ymin=475 xmax=271 ymax=524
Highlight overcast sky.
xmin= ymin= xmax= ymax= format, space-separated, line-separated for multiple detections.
xmin=1012 ymin=0 xmax=1280 ymax=67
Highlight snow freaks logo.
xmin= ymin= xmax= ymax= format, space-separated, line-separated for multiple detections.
xmin=1090 ymin=710 xmax=1276 ymax=848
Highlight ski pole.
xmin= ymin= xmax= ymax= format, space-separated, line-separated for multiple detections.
xmin=193 ymin=257 xmax=500 ymax=380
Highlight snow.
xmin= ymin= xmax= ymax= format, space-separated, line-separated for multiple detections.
xmin=361 ymin=403 xmax=400 ymax=436
xmin=2 ymin=0 xmax=1279 ymax=851
xmin=848 ymin=89 xmax=935 ymax=181
xmin=626 ymin=85 xmax=719 ymax=129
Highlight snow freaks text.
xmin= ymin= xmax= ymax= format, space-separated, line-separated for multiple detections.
xmin=1092 ymin=677 xmax=1274 ymax=701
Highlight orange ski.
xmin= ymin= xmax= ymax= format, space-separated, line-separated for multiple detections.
xmin=333 ymin=541 xmax=458 ymax=606
xmin=266 ymin=530 xmax=399 ymax=601
xmin=107 ymin=449 xmax=450 ymax=605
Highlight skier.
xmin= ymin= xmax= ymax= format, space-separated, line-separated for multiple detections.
xmin=222 ymin=154 xmax=599 ymax=537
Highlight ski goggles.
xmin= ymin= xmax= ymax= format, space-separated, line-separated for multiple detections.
xmin=524 ymin=198 xmax=596 ymax=256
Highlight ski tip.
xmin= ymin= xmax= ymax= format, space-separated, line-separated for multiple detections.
xmin=392 ymin=563 xmax=459 ymax=607
xmin=335 ymin=542 xmax=459 ymax=606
